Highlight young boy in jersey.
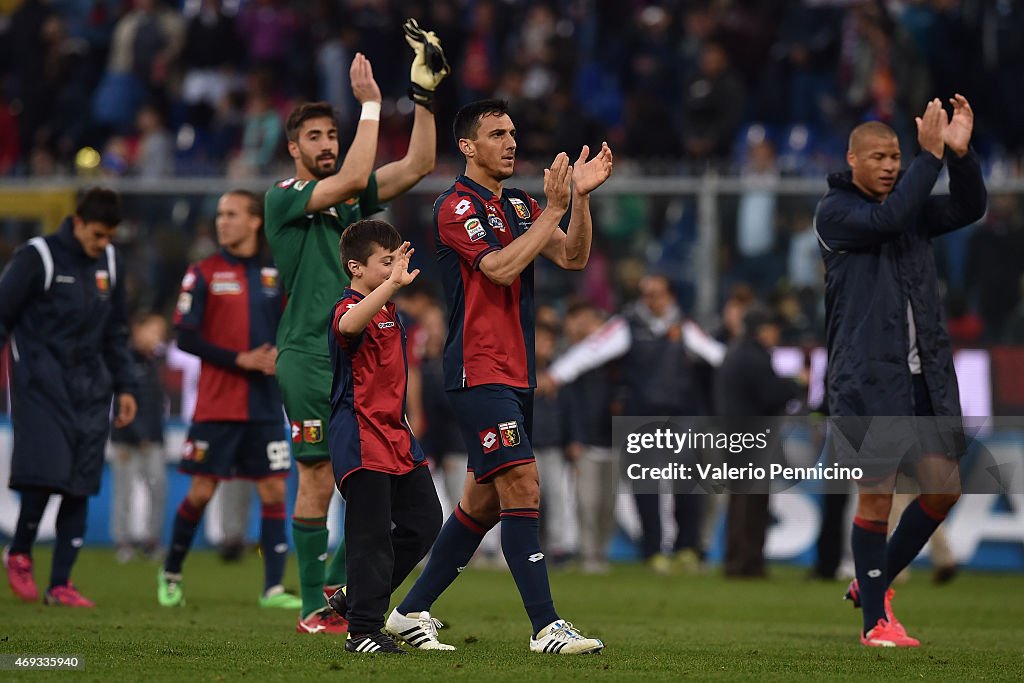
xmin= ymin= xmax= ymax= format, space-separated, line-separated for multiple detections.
xmin=326 ymin=219 xmax=449 ymax=654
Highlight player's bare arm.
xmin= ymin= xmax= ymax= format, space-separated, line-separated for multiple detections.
xmin=376 ymin=19 xmax=450 ymax=202
xmin=542 ymin=142 xmax=614 ymax=270
xmin=479 ymin=152 xmax=572 ymax=287
xmin=305 ymin=54 xmax=382 ymax=214
xmin=338 ymin=242 xmax=419 ymax=336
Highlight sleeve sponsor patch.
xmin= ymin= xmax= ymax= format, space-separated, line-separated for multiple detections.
xmin=277 ymin=178 xmax=296 ymax=188
xmin=176 ymin=292 xmax=193 ymax=314
xmin=181 ymin=270 xmax=196 ymax=290
xmin=464 ymin=217 xmax=486 ymax=242
xmin=293 ymin=180 xmax=309 ymax=191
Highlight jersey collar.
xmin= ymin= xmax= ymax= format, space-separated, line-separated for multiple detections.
xmin=457 ymin=174 xmax=500 ymax=201
xmin=343 ymin=287 xmax=365 ymax=301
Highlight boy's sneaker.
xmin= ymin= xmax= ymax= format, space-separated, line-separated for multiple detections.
xmin=385 ymin=608 xmax=456 ymax=650
xmin=296 ymin=606 xmax=348 ymax=634
xmin=44 ymin=583 xmax=95 ymax=607
xmin=861 ymin=618 xmax=920 ymax=647
xmin=259 ymin=585 xmax=302 ymax=609
xmin=529 ymin=620 xmax=604 ymax=654
xmin=345 ymin=630 xmax=407 ymax=654
xmin=157 ymin=570 xmax=185 ymax=607
xmin=3 ymin=546 xmax=38 ymax=602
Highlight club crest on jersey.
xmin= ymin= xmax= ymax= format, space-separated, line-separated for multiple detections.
xmin=260 ymin=267 xmax=279 ymax=289
xmin=509 ymin=197 xmax=530 ymax=220
xmin=293 ymin=180 xmax=309 ymax=191
xmin=464 ymin=218 xmax=485 ymax=242
xmin=277 ymin=178 xmax=296 ymax=188
xmin=479 ymin=428 xmax=499 ymax=454
xmin=303 ymin=419 xmax=323 ymax=444
xmin=290 ymin=420 xmax=302 ymax=443
xmin=499 ymin=421 xmax=520 ymax=448
xmin=95 ymin=270 xmax=110 ymax=294
xmin=488 ymin=215 xmax=506 ymax=232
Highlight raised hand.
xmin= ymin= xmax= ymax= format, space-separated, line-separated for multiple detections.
xmin=943 ymin=93 xmax=973 ymax=157
xmin=543 ymin=152 xmax=572 ymax=212
xmin=350 ymin=53 xmax=382 ymax=105
xmin=572 ymin=142 xmax=614 ymax=195
xmin=915 ymin=98 xmax=947 ymax=160
xmin=404 ymin=18 xmax=450 ymax=108
xmin=388 ymin=241 xmax=420 ymax=289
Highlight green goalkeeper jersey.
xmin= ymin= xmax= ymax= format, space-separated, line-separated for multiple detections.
xmin=264 ymin=174 xmax=382 ymax=357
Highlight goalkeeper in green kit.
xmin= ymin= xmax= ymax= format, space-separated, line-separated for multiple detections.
xmin=264 ymin=20 xmax=450 ymax=634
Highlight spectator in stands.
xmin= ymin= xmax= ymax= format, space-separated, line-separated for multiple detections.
xmin=680 ymin=42 xmax=746 ymax=164
xmin=134 ymin=103 xmax=174 ymax=179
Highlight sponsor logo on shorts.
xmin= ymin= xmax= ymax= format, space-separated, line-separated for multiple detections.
xmin=182 ymin=439 xmax=209 ymax=463
xmin=290 ymin=421 xmax=302 ymax=443
xmin=499 ymin=420 xmax=521 ymax=448
xmin=479 ymin=428 xmax=499 ymax=454
xmin=303 ymin=419 xmax=323 ymax=444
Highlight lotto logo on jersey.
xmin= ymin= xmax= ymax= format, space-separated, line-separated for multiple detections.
xmin=290 ymin=421 xmax=302 ymax=443
xmin=509 ymin=197 xmax=531 ymax=220
xmin=95 ymin=270 xmax=110 ymax=294
xmin=454 ymin=198 xmax=472 ymax=215
xmin=303 ymin=419 xmax=323 ymax=444
xmin=499 ymin=421 xmax=521 ymax=448
xmin=479 ymin=428 xmax=499 ymax=454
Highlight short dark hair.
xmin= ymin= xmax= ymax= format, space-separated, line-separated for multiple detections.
xmin=339 ymin=219 xmax=403 ymax=279
xmin=76 ymin=187 xmax=122 ymax=227
xmin=224 ymin=189 xmax=264 ymax=224
xmin=453 ymin=99 xmax=510 ymax=143
xmin=286 ymin=102 xmax=338 ymax=142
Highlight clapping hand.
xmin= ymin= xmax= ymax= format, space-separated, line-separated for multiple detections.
xmin=572 ymin=142 xmax=614 ymax=196
xmin=943 ymin=93 xmax=973 ymax=158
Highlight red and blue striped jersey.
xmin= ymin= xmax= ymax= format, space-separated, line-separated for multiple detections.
xmin=173 ymin=250 xmax=284 ymax=422
xmin=433 ymin=175 xmax=543 ymax=390
xmin=328 ymin=289 xmax=425 ymax=486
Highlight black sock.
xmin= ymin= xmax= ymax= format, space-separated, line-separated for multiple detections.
xmin=49 ymin=495 xmax=88 ymax=589
xmin=500 ymin=508 xmax=559 ymax=637
xmin=886 ymin=498 xmax=946 ymax=586
xmin=164 ymin=499 xmax=207 ymax=575
xmin=11 ymin=489 xmax=50 ymax=556
xmin=852 ymin=516 xmax=888 ymax=634
xmin=260 ymin=502 xmax=288 ymax=592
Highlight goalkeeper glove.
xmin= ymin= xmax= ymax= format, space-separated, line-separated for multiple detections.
xmin=404 ymin=18 xmax=450 ymax=110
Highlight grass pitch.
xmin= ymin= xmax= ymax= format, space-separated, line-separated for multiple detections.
xmin=1 ymin=548 xmax=1022 ymax=681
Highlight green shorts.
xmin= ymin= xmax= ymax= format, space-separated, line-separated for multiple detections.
xmin=277 ymin=349 xmax=332 ymax=462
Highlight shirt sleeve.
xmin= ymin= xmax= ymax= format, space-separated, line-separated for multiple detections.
xmin=264 ymin=178 xmax=317 ymax=234
xmin=102 ymin=249 xmax=138 ymax=397
xmin=173 ymin=265 xmax=237 ymax=368
xmin=0 ymin=244 xmax=44 ymax=346
xmin=435 ymin=193 xmax=502 ymax=270
xmin=333 ymin=297 xmax=365 ymax=355
xmin=359 ymin=172 xmax=383 ymax=216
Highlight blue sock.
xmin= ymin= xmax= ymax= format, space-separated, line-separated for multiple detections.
xmin=397 ymin=505 xmax=489 ymax=614
xmin=500 ymin=508 xmax=559 ymax=637
xmin=11 ymin=489 xmax=50 ymax=556
xmin=852 ymin=516 xmax=888 ymax=634
xmin=886 ymin=498 xmax=946 ymax=586
xmin=164 ymin=499 xmax=206 ymax=575
xmin=261 ymin=502 xmax=288 ymax=591
xmin=49 ymin=496 xmax=88 ymax=588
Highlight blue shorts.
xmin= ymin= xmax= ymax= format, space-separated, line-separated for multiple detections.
xmin=447 ymin=384 xmax=534 ymax=483
xmin=180 ymin=421 xmax=291 ymax=480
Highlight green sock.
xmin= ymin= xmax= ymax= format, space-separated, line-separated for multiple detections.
xmin=325 ymin=538 xmax=347 ymax=587
xmin=292 ymin=516 xmax=328 ymax=619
